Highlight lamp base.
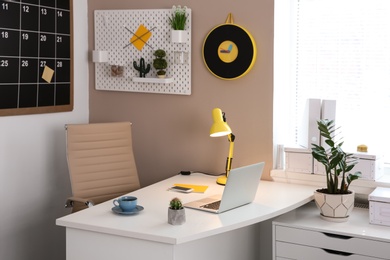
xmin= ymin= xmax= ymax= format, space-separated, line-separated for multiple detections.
xmin=216 ymin=176 xmax=227 ymax=185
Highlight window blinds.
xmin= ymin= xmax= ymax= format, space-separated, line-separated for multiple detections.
xmin=283 ymin=0 xmax=390 ymax=159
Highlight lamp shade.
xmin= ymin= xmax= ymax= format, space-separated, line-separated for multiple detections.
xmin=210 ymin=108 xmax=232 ymax=137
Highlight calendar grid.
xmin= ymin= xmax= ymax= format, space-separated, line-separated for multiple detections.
xmin=0 ymin=0 xmax=73 ymax=115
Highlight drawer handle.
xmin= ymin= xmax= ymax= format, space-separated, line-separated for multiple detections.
xmin=323 ymin=249 xmax=353 ymax=256
xmin=323 ymin=232 xmax=352 ymax=240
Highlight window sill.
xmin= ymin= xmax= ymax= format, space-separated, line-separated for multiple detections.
xmin=270 ymin=170 xmax=390 ymax=196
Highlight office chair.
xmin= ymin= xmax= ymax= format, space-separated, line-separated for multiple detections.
xmin=65 ymin=122 xmax=141 ymax=212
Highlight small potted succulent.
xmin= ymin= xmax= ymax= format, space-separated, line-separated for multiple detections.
xmin=153 ymin=49 xmax=168 ymax=78
xmin=168 ymin=197 xmax=186 ymax=225
xmin=311 ymin=119 xmax=361 ymax=221
xmin=168 ymin=5 xmax=188 ymax=43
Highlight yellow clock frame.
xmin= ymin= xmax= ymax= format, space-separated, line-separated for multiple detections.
xmin=202 ymin=14 xmax=257 ymax=80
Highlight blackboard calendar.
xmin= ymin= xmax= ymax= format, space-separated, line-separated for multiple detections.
xmin=0 ymin=0 xmax=73 ymax=116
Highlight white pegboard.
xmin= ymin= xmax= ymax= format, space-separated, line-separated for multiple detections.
xmin=94 ymin=9 xmax=191 ymax=95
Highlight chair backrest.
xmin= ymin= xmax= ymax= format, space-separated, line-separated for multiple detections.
xmin=65 ymin=122 xmax=140 ymax=212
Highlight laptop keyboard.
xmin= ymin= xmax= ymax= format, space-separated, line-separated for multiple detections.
xmin=201 ymin=200 xmax=221 ymax=210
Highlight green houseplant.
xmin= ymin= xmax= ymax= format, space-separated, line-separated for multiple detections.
xmin=168 ymin=5 xmax=188 ymax=30
xmin=168 ymin=5 xmax=188 ymax=43
xmin=153 ymin=49 xmax=167 ymax=78
xmin=311 ymin=119 xmax=361 ymax=221
xmin=168 ymin=197 xmax=185 ymax=225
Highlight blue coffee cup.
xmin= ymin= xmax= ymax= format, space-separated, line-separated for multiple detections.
xmin=113 ymin=196 xmax=137 ymax=212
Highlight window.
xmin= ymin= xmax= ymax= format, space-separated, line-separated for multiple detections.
xmin=274 ymin=0 xmax=390 ymax=165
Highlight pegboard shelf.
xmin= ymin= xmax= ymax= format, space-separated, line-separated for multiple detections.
xmin=94 ymin=8 xmax=191 ymax=95
xmin=132 ymin=77 xmax=173 ymax=84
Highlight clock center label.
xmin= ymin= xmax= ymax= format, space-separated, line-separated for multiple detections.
xmin=218 ymin=41 xmax=238 ymax=63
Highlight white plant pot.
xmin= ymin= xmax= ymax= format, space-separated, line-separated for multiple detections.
xmin=171 ymin=30 xmax=187 ymax=43
xmin=168 ymin=208 xmax=186 ymax=225
xmin=314 ymin=190 xmax=355 ymax=222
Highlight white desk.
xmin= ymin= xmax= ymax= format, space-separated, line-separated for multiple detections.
xmin=56 ymin=173 xmax=314 ymax=260
xmin=273 ymin=202 xmax=390 ymax=259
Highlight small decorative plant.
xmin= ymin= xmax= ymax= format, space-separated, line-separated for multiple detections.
xmin=311 ymin=119 xmax=361 ymax=194
xmin=153 ymin=49 xmax=167 ymax=77
xmin=168 ymin=5 xmax=188 ymax=30
xmin=133 ymin=57 xmax=150 ymax=78
xmin=168 ymin=197 xmax=185 ymax=225
xmin=169 ymin=197 xmax=183 ymax=210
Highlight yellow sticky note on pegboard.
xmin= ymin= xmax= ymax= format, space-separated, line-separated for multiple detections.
xmin=131 ymin=24 xmax=152 ymax=51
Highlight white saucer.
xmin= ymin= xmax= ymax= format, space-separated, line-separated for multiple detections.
xmin=320 ymin=213 xmax=349 ymax=222
xmin=112 ymin=205 xmax=144 ymax=215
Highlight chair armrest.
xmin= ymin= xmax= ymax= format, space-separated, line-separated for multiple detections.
xmin=65 ymin=197 xmax=95 ymax=208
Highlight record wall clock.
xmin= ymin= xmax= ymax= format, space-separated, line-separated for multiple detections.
xmin=202 ymin=14 xmax=257 ymax=80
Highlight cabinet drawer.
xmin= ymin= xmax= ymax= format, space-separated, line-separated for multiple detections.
xmin=275 ymin=225 xmax=388 ymax=259
xmin=275 ymin=241 xmax=381 ymax=260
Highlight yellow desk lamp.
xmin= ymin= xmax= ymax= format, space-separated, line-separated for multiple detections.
xmin=210 ymin=108 xmax=235 ymax=185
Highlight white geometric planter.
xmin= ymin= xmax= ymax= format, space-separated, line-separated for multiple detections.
xmin=314 ymin=190 xmax=355 ymax=222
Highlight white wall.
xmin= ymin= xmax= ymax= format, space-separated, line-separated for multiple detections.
xmin=0 ymin=1 xmax=89 ymax=259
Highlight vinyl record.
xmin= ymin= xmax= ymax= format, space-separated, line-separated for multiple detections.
xmin=202 ymin=23 xmax=256 ymax=80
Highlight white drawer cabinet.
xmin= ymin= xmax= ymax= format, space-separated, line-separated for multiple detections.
xmin=273 ymin=202 xmax=390 ymax=260
xmin=275 ymin=241 xmax=379 ymax=260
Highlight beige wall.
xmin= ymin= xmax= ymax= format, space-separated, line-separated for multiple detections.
xmin=88 ymin=0 xmax=274 ymax=186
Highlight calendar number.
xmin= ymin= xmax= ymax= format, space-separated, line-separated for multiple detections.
xmin=21 ymin=60 xmax=29 ymax=67
xmin=1 ymin=60 xmax=9 ymax=67
xmin=1 ymin=31 xmax=8 ymax=38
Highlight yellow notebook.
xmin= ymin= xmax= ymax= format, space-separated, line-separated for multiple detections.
xmin=173 ymin=184 xmax=208 ymax=193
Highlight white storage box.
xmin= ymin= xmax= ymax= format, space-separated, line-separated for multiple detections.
xmin=315 ymin=152 xmax=383 ymax=180
xmin=354 ymin=152 xmax=383 ymax=180
xmin=369 ymin=187 xmax=390 ymax=226
xmin=284 ymin=147 xmax=313 ymax=174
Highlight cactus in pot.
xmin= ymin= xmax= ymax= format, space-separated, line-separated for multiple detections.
xmin=168 ymin=197 xmax=185 ymax=225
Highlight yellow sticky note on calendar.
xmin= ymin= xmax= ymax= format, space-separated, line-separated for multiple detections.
xmin=42 ymin=66 xmax=54 ymax=83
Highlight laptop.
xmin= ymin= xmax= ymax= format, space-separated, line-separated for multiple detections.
xmin=184 ymin=162 xmax=265 ymax=213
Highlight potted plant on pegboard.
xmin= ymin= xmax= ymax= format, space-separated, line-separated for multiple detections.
xmin=168 ymin=5 xmax=188 ymax=43
xmin=168 ymin=197 xmax=186 ymax=225
xmin=153 ymin=49 xmax=168 ymax=78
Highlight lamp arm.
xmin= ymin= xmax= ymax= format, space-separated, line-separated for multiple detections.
xmin=225 ymin=133 xmax=235 ymax=177
xmin=228 ymin=133 xmax=235 ymax=142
